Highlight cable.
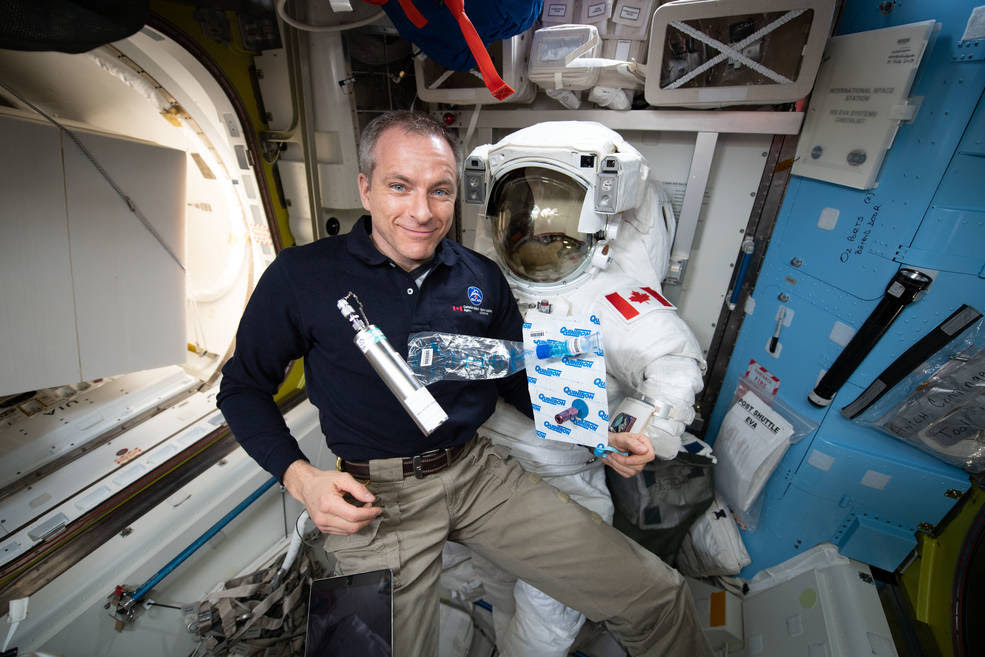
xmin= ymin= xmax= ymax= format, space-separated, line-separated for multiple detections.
xmin=275 ymin=0 xmax=385 ymax=33
xmin=294 ymin=508 xmax=313 ymax=544
xmin=130 ymin=477 xmax=277 ymax=603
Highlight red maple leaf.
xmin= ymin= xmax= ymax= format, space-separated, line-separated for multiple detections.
xmin=628 ymin=290 xmax=651 ymax=304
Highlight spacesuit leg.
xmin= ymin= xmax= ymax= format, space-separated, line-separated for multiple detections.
xmin=506 ymin=582 xmax=586 ymax=657
xmin=469 ymin=550 xmax=518 ymax=643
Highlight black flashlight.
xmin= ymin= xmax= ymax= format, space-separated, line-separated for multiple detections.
xmin=808 ymin=268 xmax=933 ymax=408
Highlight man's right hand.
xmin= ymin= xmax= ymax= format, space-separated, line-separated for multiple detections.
xmin=282 ymin=460 xmax=382 ymax=535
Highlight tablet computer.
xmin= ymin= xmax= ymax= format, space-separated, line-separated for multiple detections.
xmin=304 ymin=568 xmax=393 ymax=657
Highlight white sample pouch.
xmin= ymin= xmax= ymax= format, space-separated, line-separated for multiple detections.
xmin=713 ymin=384 xmax=816 ymax=531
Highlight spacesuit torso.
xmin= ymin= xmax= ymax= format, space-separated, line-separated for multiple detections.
xmin=480 ymin=271 xmax=682 ymax=476
xmin=469 ymin=123 xmax=706 ymax=476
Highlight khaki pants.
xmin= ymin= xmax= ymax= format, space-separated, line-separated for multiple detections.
xmin=323 ymin=437 xmax=713 ymax=657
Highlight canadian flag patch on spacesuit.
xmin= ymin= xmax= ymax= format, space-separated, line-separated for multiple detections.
xmin=604 ymin=286 xmax=676 ymax=322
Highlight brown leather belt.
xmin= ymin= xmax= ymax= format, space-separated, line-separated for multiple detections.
xmin=340 ymin=444 xmax=466 ymax=480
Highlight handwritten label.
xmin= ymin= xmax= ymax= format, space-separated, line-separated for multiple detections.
xmin=840 ymin=203 xmax=880 ymax=263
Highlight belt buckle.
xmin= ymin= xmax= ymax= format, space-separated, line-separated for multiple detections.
xmin=412 ymin=454 xmax=425 ymax=479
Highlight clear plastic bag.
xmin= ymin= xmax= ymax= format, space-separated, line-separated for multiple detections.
xmin=407 ymin=332 xmax=526 ymax=385
xmin=713 ymin=378 xmax=817 ymax=531
xmin=854 ymin=317 xmax=985 ymax=472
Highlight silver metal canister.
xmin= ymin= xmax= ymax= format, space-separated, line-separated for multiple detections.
xmin=338 ymin=297 xmax=448 ymax=435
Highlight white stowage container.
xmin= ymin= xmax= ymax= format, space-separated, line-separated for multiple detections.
xmin=528 ymin=23 xmax=603 ymax=91
xmin=686 ymin=578 xmax=744 ymax=655
xmin=610 ymin=0 xmax=656 ymax=41
xmin=602 ymin=37 xmax=645 ymax=64
xmin=736 ymin=558 xmax=899 ymax=657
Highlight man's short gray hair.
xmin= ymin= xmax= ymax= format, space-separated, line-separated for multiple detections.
xmin=358 ymin=110 xmax=461 ymax=181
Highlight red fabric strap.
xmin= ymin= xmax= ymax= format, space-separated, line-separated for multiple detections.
xmin=363 ymin=0 xmax=515 ymax=100
xmin=442 ymin=0 xmax=514 ymax=100
xmin=397 ymin=0 xmax=428 ymax=29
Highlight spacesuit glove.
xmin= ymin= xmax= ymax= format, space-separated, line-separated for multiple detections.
xmin=643 ymin=423 xmax=682 ymax=460
xmin=604 ymin=432 xmax=654 ymax=478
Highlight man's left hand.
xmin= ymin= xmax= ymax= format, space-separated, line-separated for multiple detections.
xmin=603 ymin=431 xmax=654 ymax=478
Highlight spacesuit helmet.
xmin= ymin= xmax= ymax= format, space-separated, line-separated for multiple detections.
xmin=485 ymin=165 xmax=596 ymax=285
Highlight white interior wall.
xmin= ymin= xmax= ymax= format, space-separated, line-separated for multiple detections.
xmin=632 ymin=130 xmax=771 ymax=356
xmin=0 ymin=116 xmax=80 ymax=392
xmin=64 ymin=127 xmax=187 ymax=381
xmin=117 ymin=30 xmax=276 ymax=372
xmin=0 ymin=111 xmax=187 ymax=395
xmin=0 ymin=32 xmax=286 ymax=655
xmin=18 ymin=401 xmax=325 ymax=657
xmin=0 ymin=39 xmax=268 ymax=389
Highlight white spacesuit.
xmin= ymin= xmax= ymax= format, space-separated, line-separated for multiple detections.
xmin=461 ymin=122 xmax=707 ymax=657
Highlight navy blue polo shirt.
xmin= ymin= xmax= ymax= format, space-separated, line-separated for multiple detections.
xmin=217 ymin=217 xmax=533 ymax=482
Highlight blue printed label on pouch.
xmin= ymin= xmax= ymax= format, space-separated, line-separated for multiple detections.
xmin=593 ymin=378 xmax=606 ymax=389
xmin=561 ymin=356 xmax=593 ymax=369
xmin=590 ymin=314 xmax=601 ymax=325
xmin=560 ymin=326 xmax=592 ymax=337
xmin=563 ymin=386 xmax=595 ymax=399
xmin=571 ymin=418 xmax=599 ymax=432
xmin=544 ymin=420 xmax=572 ymax=435
xmin=598 ymin=410 xmax=609 ymax=421
xmin=538 ymin=394 xmax=566 ymax=406
xmin=536 ymin=430 xmax=547 ymax=438
xmin=535 ymin=365 xmax=562 ymax=377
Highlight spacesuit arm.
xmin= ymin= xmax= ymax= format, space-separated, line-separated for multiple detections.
xmin=601 ymin=301 xmax=706 ymax=460
xmin=636 ymin=354 xmax=705 ymax=459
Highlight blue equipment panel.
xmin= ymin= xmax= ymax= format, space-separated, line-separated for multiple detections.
xmin=707 ymin=0 xmax=985 ymax=576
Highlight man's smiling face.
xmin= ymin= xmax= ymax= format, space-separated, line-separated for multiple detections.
xmin=358 ymin=126 xmax=458 ymax=271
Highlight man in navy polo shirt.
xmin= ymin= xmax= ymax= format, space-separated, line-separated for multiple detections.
xmin=217 ymin=111 xmax=712 ymax=657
